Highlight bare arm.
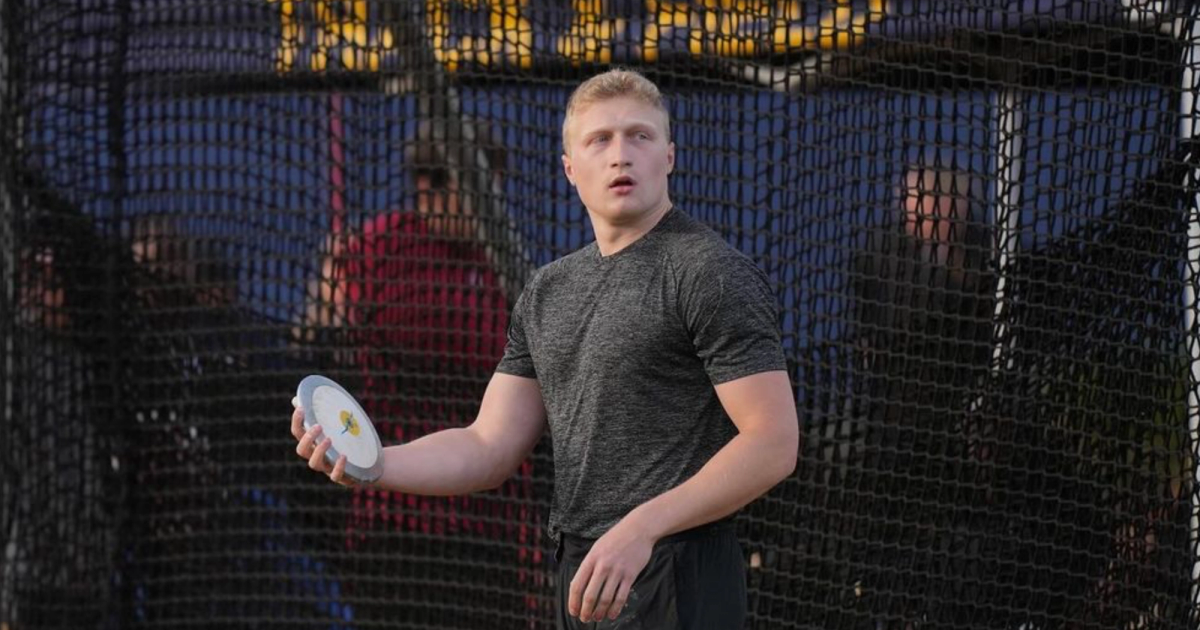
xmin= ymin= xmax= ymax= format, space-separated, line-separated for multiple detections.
xmin=569 ymin=370 xmax=799 ymax=623
xmin=622 ymin=369 xmax=798 ymax=536
xmin=292 ymin=373 xmax=547 ymax=495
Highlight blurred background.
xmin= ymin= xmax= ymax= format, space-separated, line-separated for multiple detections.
xmin=2 ymin=1 xmax=1200 ymax=628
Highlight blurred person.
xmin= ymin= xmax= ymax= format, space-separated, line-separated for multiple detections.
xmin=292 ymin=69 xmax=798 ymax=629
xmin=3 ymin=206 xmax=252 ymax=629
xmin=298 ymin=118 xmax=544 ymax=627
xmin=3 ymin=209 xmax=130 ymax=630
xmin=846 ymin=154 xmax=998 ymax=627
xmin=978 ymin=152 xmax=1194 ymax=629
xmin=122 ymin=212 xmax=344 ymax=626
xmin=129 ymin=213 xmax=239 ymax=309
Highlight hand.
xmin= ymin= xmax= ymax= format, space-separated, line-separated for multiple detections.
xmin=569 ymin=517 xmax=655 ymax=623
xmin=291 ymin=397 xmax=357 ymax=487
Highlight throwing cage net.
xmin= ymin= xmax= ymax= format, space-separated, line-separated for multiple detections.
xmin=3 ymin=1 xmax=1200 ymax=628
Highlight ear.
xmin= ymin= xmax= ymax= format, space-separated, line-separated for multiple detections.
xmin=562 ymin=152 xmax=576 ymax=187
xmin=666 ymin=141 xmax=676 ymax=175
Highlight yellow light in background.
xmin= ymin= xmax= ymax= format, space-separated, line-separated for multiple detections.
xmin=490 ymin=0 xmax=535 ymax=69
xmin=272 ymin=0 xmax=889 ymax=74
xmin=269 ymin=0 xmax=400 ymax=73
xmin=645 ymin=1 xmax=693 ymax=63
xmin=558 ymin=0 xmax=623 ymax=66
xmin=427 ymin=0 xmax=532 ymax=72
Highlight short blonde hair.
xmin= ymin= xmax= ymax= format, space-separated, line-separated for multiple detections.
xmin=562 ymin=68 xmax=671 ymax=154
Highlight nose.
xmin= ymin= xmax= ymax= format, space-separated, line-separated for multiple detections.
xmin=608 ymin=136 xmax=633 ymax=169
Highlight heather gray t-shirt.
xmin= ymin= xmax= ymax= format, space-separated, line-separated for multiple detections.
xmin=496 ymin=208 xmax=788 ymax=540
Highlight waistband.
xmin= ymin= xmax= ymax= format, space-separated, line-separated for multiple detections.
xmin=556 ymin=519 xmax=737 ymax=565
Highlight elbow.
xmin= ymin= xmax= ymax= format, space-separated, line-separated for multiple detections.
xmin=460 ymin=428 xmax=518 ymax=493
xmin=480 ymin=470 xmax=513 ymax=493
xmin=772 ymin=418 xmax=800 ymax=482
xmin=775 ymin=442 xmax=798 ymax=483
xmin=744 ymin=416 xmax=798 ymax=487
xmin=778 ymin=449 xmax=797 ymax=482
xmin=479 ymin=457 xmax=526 ymax=492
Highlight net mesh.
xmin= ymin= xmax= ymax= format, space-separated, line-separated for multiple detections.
xmin=2 ymin=1 xmax=1200 ymax=628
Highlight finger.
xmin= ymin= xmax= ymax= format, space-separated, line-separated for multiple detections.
xmin=568 ymin=558 xmax=594 ymax=618
xmin=592 ymin=572 xmax=623 ymax=622
xmin=578 ymin=565 xmax=608 ymax=622
xmin=308 ymin=428 xmax=332 ymax=471
xmin=291 ymin=405 xmax=306 ymax=440
xmin=330 ymin=454 xmax=354 ymax=486
xmin=309 ymin=436 xmax=333 ymax=473
xmin=609 ymin=579 xmax=633 ymax=621
xmin=295 ymin=423 xmax=320 ymax=458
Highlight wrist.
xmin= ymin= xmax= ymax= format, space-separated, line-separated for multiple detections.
xmin=367 ymin=445 xmax=394 ymax=490
xmin=624 ymin=503 xmax=669 ymax=544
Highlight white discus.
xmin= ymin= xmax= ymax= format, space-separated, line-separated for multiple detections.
xmin=295 ymin=375 xmax=384 ymax=483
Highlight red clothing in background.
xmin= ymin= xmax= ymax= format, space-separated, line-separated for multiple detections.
xmin=337 ymin=211 xmax=539 ymax=564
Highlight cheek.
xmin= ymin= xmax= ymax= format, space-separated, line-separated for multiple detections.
xmin=651 ymin=151 xmax=672 ymax=176
xmin=578 ymin=170 xmax=603 ymax=192
xmin=646 ymin=158 xmax=670 ymax=183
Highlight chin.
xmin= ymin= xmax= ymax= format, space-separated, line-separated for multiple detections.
xmin=594 ymin=208 xmax=645 ymax=226
xmin=595 ymin=199 xmax=656 ymax=220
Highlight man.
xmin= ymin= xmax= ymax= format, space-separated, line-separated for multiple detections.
xmin=292 ymin=68 xmax=799 ymax=628
xmin=297 ymin=119 xmax=542 ymax=625
xmin=5 ymin=212 xmax=127 ymax=628
xmin=976 ymin=153 xmax=1193 ymax=628
xmin=847 ymin=156 xmax=996 ymax=627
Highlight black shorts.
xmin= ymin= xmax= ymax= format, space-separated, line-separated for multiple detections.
xmin=554 ymin=521 xmax=747 ymax=630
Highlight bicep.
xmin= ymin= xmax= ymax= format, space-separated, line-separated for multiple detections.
xmin=469 ymin=372 xmax=547 ymax=474
xmin=713 ymin=370 xmax=798 ymax=440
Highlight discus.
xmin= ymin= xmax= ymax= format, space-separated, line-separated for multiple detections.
xmin=294 ymin=375 xmax=384 ymax=483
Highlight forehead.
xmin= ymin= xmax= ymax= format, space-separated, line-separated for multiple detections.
xmin=571 ymin=97 xmax=666 ymax=134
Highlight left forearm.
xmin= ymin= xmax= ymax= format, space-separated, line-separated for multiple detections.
xmin=564 ymin=372 xmax=798 ymax=624
xmin=625 ymin=429 xmax=796 ymax=542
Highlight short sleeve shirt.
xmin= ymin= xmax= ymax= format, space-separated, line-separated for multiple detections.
xmin=496 ymin=208 xmax=787 ymax=539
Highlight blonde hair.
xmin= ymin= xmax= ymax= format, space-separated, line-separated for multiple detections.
xmin=562 ymin=68 xmax=671 ymax=154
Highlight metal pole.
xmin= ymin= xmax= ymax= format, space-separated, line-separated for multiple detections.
xmin=403 ymin=3 xmax=534 ymax=302
xmin=1177 ymin=1 xmax=1200 ymax=618
xmin=989 ymin=89 xmax=1025 ymax=374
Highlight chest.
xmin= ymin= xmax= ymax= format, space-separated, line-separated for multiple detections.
xmin=525 ymin=263 xmax=694 ymax=375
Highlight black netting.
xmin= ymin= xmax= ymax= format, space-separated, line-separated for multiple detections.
xmin=3 ymin=1 xmax=1200 ymax=629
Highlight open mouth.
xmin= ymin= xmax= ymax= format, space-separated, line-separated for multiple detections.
xmin=609 ymin=176 xmax=636 ymax=193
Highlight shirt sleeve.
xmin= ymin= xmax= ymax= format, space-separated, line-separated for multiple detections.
xmin=494 ymin=284 xmax=538 ymax=379
xmin=680 ymin=252 xmax=788 ymax=385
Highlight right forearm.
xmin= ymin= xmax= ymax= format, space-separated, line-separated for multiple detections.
xmin=293 ymin=374 xmax=545 ymax=495
xmin=371 ymin=427 xmax=503 ymax=495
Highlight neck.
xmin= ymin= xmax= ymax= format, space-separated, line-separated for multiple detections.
xmin=590 ymin=198 xmax=673 ymax=257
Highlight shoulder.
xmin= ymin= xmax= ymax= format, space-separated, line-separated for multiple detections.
xmin=514 ymin=243 xmax=596 ymax=306
xmin=360 ymin=211 xmax=425 ymax=238
xmin=658 ymin=210 xmax=763 ymax=282
xmin=537 ymin=244 xmax=594 ymax=283
xmin=347 ymin=211 xmax=426 ymax=256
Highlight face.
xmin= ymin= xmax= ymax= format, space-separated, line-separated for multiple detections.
xmin=901 ymin=169 xmax=974 ymax=268
xmin=562 ymin=96 xmax=675 ymax=226
xmin=901 ymin=169 xmax=965 ymax=245
xmin=310 ymin=168 xmax=473 ymax=327
xmin=414 ymin=169 xmax=474 ymax=239
xmin=17 ymin=246 xmax=69 ymax=330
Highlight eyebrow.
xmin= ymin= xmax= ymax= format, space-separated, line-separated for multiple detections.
xmin=580 ymin=120 xmax=660 ymax=142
